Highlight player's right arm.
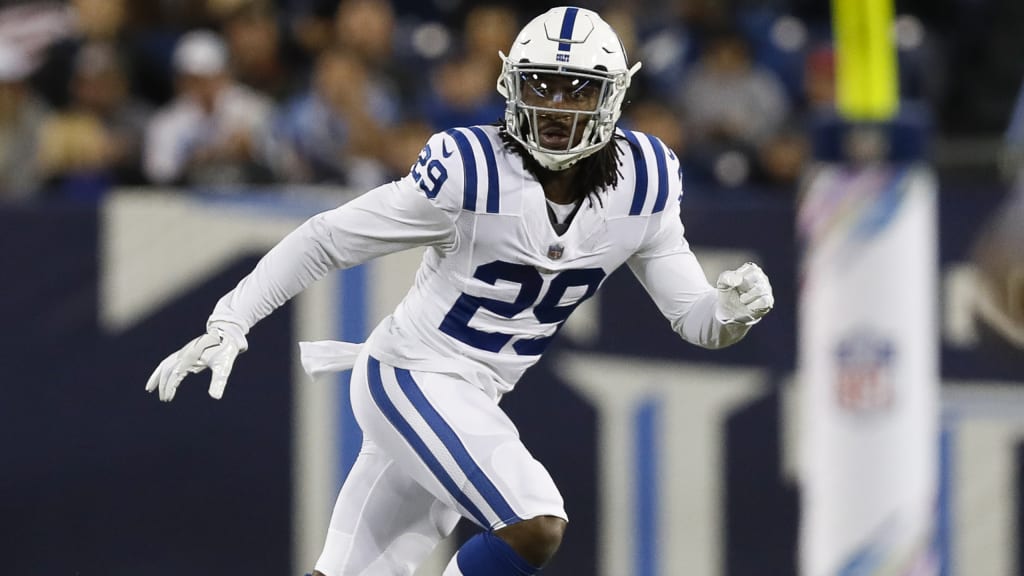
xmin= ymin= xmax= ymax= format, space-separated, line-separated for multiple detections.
xmin=146 ymin=131 xmax=467 ymax=401
xmin=625 ymin=136 xmax=773 ymax=349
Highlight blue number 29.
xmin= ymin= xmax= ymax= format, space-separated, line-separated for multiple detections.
xmin=410 ymin=143 xmax=448 ymax=198
xmin=439 ymin=261 xmax=605 ymax=356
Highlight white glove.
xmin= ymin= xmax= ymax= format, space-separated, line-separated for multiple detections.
xmin=145 ymin=322 xmax=247 ymax=402
xmin=715 ymin=262 xmax=774 ymax=324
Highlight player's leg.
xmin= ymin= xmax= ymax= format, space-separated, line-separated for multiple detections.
xmin=352 ymin=354 xmax=567 ymax=575
xmin=311 ymin=439 xmax=461 ymax=576
xmin=440 ymin=515 xmax=566 ymax=575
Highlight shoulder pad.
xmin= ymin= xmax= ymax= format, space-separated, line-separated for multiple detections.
xmin=620 ymin=129 xmax=684 ymax=216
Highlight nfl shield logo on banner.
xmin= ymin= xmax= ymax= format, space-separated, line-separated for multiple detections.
xmin=834 ymin=331 xmax=897 ymax=414
xmin=547 ymin=243 xmax=564 ymax=260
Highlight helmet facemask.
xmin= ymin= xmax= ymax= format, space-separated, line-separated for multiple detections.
xmin=496 ymin=7 xmax=641 ymax=171
xmin=500 ymin=59 xmax=632 ymax=171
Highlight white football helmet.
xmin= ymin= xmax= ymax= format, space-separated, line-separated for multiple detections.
xmin=497 ymin=6 xmax=641 ymax=171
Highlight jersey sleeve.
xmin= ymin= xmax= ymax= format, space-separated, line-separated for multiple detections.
xmin=626 ymin=146 xmax=751 ymax=349
xmin=207 ymin=166 xmax=459 ymax=335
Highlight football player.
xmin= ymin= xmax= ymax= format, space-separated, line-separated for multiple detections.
xmin=145 ymin=6 xmax=774 ymax=575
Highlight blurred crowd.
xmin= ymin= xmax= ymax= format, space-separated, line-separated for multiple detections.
xmin=0 ymin=0 xmax=1017 ymax=204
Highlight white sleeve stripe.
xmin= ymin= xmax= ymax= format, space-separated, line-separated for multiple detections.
xmin=467 ymin=126 xmax=502 ymax=214
xmin=623 ymin=130 xmax=649 ymax=216
xmin=446 ymin=127 xmax=502 ymax=214
xmin=623 ymin=130 xmax=676 ymax=216
xmin=444 ymin=128 xmax=479 ymax=211
xmin=643 ymin=133 xmax=671 ymax=213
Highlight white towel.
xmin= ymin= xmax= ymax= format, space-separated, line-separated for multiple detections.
xmin=298 ymin=340 xmax=364 ymax=377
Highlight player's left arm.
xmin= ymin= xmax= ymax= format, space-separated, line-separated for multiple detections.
xmin=626 ymin=156 xmax=773 ymax=349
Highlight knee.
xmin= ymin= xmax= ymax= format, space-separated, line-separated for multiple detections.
xmin=495 ymin=515 xmax=566 ymax=567
xmin=525 ymin=515 xmax=566 ymax=558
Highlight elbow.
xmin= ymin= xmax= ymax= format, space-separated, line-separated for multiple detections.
xmin=673 ymin=314 xmax=750 ymax=350
xmin=305 ymin=213 xmax=352 ymax=269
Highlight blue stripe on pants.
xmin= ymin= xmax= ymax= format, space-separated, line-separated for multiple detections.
xmin=365 ymin=356 xmax=492 ymax=527
xmin=393 ymin=366 xmax=522 ymax=526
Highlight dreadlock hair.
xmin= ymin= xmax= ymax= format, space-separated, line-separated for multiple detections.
xmin=497 ymin=122 xmax=624 ymax=208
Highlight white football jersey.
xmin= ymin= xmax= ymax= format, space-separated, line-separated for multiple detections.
xmin=210 ymin=125 xmax=750 ymax=398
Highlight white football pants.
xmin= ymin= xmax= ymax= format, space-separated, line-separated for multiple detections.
xmin=313 ymin=352 xmax=566 ymax=576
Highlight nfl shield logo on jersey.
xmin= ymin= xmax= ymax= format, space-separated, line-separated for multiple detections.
xmin=547 ymin=243 xmax=564 ymax=260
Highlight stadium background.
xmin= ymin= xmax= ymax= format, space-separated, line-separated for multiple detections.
xmin=1 ymin=0 xmax=1023 ymax=575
